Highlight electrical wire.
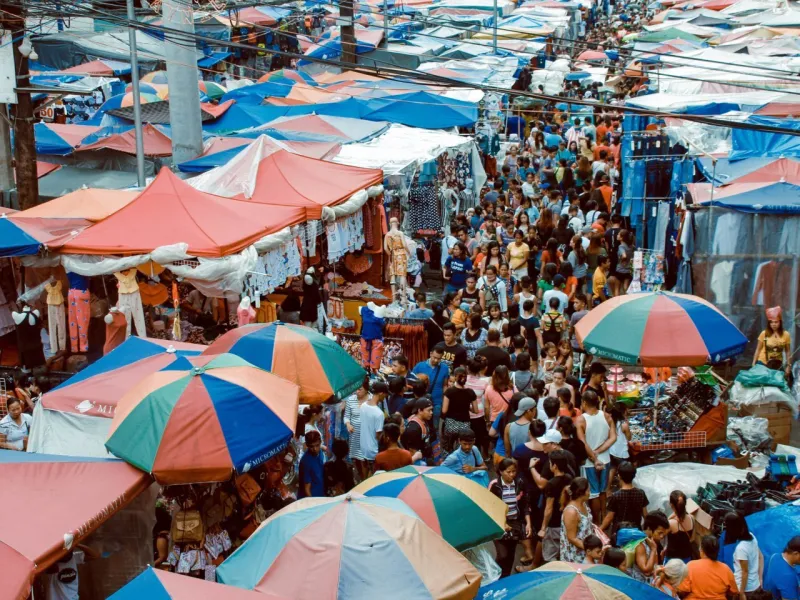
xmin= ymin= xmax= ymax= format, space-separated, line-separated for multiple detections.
xmin=12 ymin=0 xmax=800 ymax=136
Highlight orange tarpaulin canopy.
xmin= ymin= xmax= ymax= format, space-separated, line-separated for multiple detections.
xmin=61 ymin=168 xmax=307 ymax=257
xmin=244 ymin=150 xmax=384 ymax=220
xmin=18 ymin=188 xmax=138 ymax=222
xmin=76 ymin=123 xmax=173 ymax=157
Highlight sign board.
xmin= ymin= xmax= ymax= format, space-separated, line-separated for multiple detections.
xmin=0 ymin=32 xmax=16 ymax=104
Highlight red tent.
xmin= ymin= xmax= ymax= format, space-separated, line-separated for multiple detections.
xmin=59 ymin=59 xmax=121 ymax=76
xmin=728 ymin=158 xmax=800 ymax=185
xmin=245 ymin=150 xmax=384 ymax=220
xmin=0 ymin=451 xmax=151 ymax=600
xmin=61 ymin=168 xmax=307 ymax=257
xmin=76 ymin=123 xmax=173 ymax=157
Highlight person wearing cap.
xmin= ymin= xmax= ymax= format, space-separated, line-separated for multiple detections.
xmin=753 ymin=306 xmax=792 ymax=378
xmin=505 ymin=397 xmax=537 ymax=457
xmin=359 ymin=382 xmax=387 ymax=475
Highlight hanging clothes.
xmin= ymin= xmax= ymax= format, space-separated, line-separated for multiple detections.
xmin=103 ymin=310 xmax=127 ymax=356
xmin=384 ymin=322 xmax=428 ymax=367
xmin=13 ymin=307 xmax=45 ymax=369
xmin=408 ymin=182 xmax=441 ymax=233
xmin=45 ymin=281 xmax=67 ymax=354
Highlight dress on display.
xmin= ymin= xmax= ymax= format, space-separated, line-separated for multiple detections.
xmin=386 ymin=234 xmax=408 ymax=278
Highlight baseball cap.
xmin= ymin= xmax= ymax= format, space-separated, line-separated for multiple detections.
xmin=537 ymin=429 xmax=563 ymax=445
xmin=515 ymin=397 xmax=537 ymax=417
xmin=553 ymin=274 xmax=566 ymax=287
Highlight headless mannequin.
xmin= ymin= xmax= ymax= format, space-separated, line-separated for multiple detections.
xmin=103 ymin=307 xmax=127 ymax=355
xmin=237 ymin=296 xmax=256 ymax=327
xmin=383 ymin=217 xmax=411 ymax=306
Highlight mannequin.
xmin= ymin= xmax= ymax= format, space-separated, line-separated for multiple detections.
xmin=44 ymin=279 xmax=67 ymax=354
xmin=103 ymin=307 xmax=128 ymax=356
xmin=66 ymin=271 xmax=90 ymax=353
xmin=300 ymin=268 xmax=327 ymax=333
xmin=359 ymin=302 xmax=386 ymax=372
xmin=12 ymin=306 xmax=45 ymax=369
xmin=237 ymin=296 xmax=256 ymax=327
xmin=383 ymin=217 xmax=412 ymax=306
xmin=114 ymin=268 xmax=146 ymax=338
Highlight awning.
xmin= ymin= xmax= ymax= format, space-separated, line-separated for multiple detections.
xmin=0 ymin=451 xmax=151 ymax=600
xmin=17 ymin=188 xmax=138 ymax=222
xmin=197 ymin=51 xmax=232 ymax=68
xmin=76 ymin=123 xmax=173 ymax=157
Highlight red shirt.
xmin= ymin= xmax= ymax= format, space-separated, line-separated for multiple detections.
xmin=375 ymin=447 xmax=413 ymax=472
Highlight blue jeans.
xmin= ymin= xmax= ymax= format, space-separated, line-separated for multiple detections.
xmin=582 ymin=464 xmax=609 ymax=498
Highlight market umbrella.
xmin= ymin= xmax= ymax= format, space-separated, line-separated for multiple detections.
xmin=142 ymin=69 xmax=169 ymax=83
xmin=478 ymin=562 xmax=672 ymax=599
xmin=198 ymin=80 xmax=227 ymax=100
xmin=352 ymin=465 xmax=508 ymax=551
xmin=217 ymin=493 xmax=482 ymax=599
xmin=109 ymin=566 xmax=288 ymax=600
xmin=574 ymin=291 xmax=747 ymax=366
xmin=203 ymin=322 xmax=366 ymax=404
xmin=99 ymin=92 xmax=161 ymax=111
xmin=105 ymin=353 xmax=300 ymax=484
xmin=258 ymin=68 xmax=316 ymax=85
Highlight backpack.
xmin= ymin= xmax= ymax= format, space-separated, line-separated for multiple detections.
xmin=171 ymin=509 xmax=205 ymax=544
xmin=480 ymin=278 xmax=499 ymax=305
xmin=618 ymin=528 xmax=647 ymax=568
xmin=235 ymin=473 xmax=262 ymax=506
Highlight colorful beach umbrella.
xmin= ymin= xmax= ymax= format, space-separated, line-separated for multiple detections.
xmin=99 ymin=92 xmax=161 ymax=111
xmin=217 ymin=493 xmax=482 ymax=599
xmin=125 ymin=82 xmax=169 ymax=99
xmin=109 ymin=566 xmax=287 ymax=600
xmin=142 ymin=69 xmax=169 ymax=84
xmin=575 ymin=291 xmax=747 ymax=366
xmin=105 ymin=353 xmax=300 ymax=484
xmin=478 ymin=562 xmax=672 ymax=599
xmin=257 ymin=68 xmax=316 ymax=85
xmin=198 ymin=79 xmax=227 ymax=100
xmin=353 ymin=465 xmax=507 ymax=551
xmin=203 ymin=322 xmax=366 ymax=404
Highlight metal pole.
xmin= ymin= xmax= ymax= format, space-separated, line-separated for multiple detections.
xmin=492 ymin=0 xmax=498 ymax=54
xmin=382 ymin=0 xmax=388 ymax=49
xmin=704 ymin=159 xmax=716 ymax=301
xmin=126 ymin=0 xmax=146 ymax=187
xmin=0 ymin=105 xmax=15 ymax=195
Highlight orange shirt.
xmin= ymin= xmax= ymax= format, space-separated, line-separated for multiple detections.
xmin=677 ymin=559 xmax=738 ymax=600
xmin=565 ymin=275 xmax=578 ymax=297
xmin=596 ymin=124 xmax=608 ymax=142
xmin=594 ymin=144 xmax=610 ymax=161
xmin=599 ymin=184 xmax=613 ymax=208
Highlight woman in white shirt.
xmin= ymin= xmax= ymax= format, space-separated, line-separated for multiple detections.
xmin=724 ymin=512 xmax=763 ymax=597
xmin=0 ymin=397 xmax=32 ymax=450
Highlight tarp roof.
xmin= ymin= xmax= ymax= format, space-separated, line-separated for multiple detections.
xmin=61 ymin=168 xmax=307 ymax=257
xmin=18 ymin=188 xmax=138 ymax=222
xmin=37 ymin=162 xmax=61 ymax=178
xmin=248 ymin=114 xmax=389 ymax=142
xmin=37 ymin=166 xmax=140 ymax=200
xmin=243 ymin=150 xmax=384 ymax=219
xmin=76 ymin=123 xmax=173 ymax=157
xmin=730 ymin=115 xmax=800 ymax=160
xmin=0 ymin=213 xmax=90 ymax=257
xmin=690 ymin=180 xmax=800 ymax=213
xmin=0 ymin=451 xmax=151 ymax=600
xmin=59 ymin=58 xmax=131 ymax=76
xmin=35 ymin=123 xmax=100 ymax=155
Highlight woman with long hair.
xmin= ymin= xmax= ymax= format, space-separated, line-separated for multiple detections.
xmin=486 ymin=364 xmax=514 ymax=421
xmin=535 ymin=208 xmax=555 ymax=247
xmin=561 ymin=477 xmax=594 ymax=563
xmin=575 ymin=156 xmax=593 ymax=187
xmin=753 ymin=306 xmax=792 ymax=377
xmin=723 ymin=511 xmax=763 ymax=596
xmin=515 ymin=210 xmax=532 ymax=234
xmin=553 ymin=215 xmax=574 ymax=257
xmin=481 ymin=241 xmax=506 ymax=276
xmin=585 ymin=233 xmax=607 ymax=297
xmin=579 ymin=137 xmax=594 ymax=161
xmin=568 ymin=234 xmax=589 ymax=293
xmin=665 ymin=490 xmax=696 ymax=562
xmin=442 ymin=366 xmax=478 ymax=451
xmin=490 ymin=458 xmax=532 ymax=577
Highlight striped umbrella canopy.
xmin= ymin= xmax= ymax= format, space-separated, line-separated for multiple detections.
xmin=124 ymin=82 xmax=169 ymax=99
xmin=99 ymin=92 xmax=161 ymax=111
xmin=203 ymin=322 xmax=366 ymax=404
xmin=142 ymin=69 xmax=169 ymax=83
xmin=353 ymin=465 xmax=507 ymax=551
xmin=198 ymin=79 xmax=227 ymax=100
xmin=257 ymin=68 xmax=316 ymax=85
xmin=105 ymin=353 xmax=300 ymax=484
xmin=478 ymin=562 xmax=672 ymax=599
xmin=217 ymin=493 xmax=482 ymax=599
xmin=575 ymin=291 xmax=747 ymax=366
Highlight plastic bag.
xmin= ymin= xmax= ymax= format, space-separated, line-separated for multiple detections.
xmin=727 ymin=416 xmax=772 ymax=451
xmin=462 ymin=542 xmax=501 ymax=587
xmin=735 ymin=364 xmax=790 ymax=393
xmin=729 ymin=381 xmax=798 ymax=418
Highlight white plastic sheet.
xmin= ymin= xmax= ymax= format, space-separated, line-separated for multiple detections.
xmin=636 ymin=462 xmax=759 ymax=513
xmin=729 ymin=380 xmax=799 ymax=418
xmin=727 ymin=416 xmax=772 ymax=449
xmin=462 ymin=542 xmax=502 ymax=587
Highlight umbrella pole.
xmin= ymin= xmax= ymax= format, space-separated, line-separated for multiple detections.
xmin=654 ymin=368 xmax=660 ymax=428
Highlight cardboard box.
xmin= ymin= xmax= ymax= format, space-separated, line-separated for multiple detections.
xmin=687 ymin=497 xmax=713 ymax=538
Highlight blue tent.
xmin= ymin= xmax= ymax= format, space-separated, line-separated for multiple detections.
xmin=0 ymin=215 xmax=41 ymax=257
xmin=219 ymin=81 xmax=292 ymax=105
xmin=362 ymin=91 xmax=477 ymax=128
xmin=704 ymin=181 xmax=800 ymax=214
xmin=730 ymin=116 xmax=800 ymax=160
xmin=203 ymin=99 xmax=367 ymax=134
xmin=35 ymin=123 xmax=80 ymax=155
xmin=197 ymin=52 xmax=232 ymax=69
xmin=177 ymin=145 xmax=251 ymax=173
xmin=695 ymin=156 xmax=779 ymax=185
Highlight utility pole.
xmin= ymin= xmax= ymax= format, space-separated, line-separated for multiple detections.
xmin=382 ymin=0 xmax=388 ymax=49
xmin=340 ymin=0 xmax=357 ymax=65
xmin=3 ymin=2 xmax=38 ymax=208
xmin=492 ymin=0 xmax=498 ymax=54
xmin=126 ymin=0 xmax=146 ymax=187
xmin=162 ymin=0 xmax=203 ymax=165
xmin=0 ymin=105 xmax=14 ymax=195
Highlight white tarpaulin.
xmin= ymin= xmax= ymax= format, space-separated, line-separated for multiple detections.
xmin=28 ymin=402 xmax=114 ymax=458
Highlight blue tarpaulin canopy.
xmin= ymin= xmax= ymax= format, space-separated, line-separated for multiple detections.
xmin=730 ymin=115 xmax=800 ymax=160
xmin=35 ymin=123 xmax=78 ymax=155
xmin=704 ymin=181 xmax=800 ymax=214
xmin=0 ymin=215 xmax=41 ymax=257
xmin=220 ymin=81 xmax=292 ymax=105
xmin=362 ymin=91 xmax=477 ymax=128
xmin=197 ymin=52 xmax=232 ymax=69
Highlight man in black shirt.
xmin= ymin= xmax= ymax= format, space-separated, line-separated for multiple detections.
xmin=541 ymin=449 xmax=573 ymax=562
xmin=434 ymin=322 xmax=467 ymax=369
xmin=581 ymin=361 xmax=607 ymax=402
xmin=604 ymin=213 xmax=623 ymax=273
xmin=475 ymin=329 xmax=512 ymax=376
